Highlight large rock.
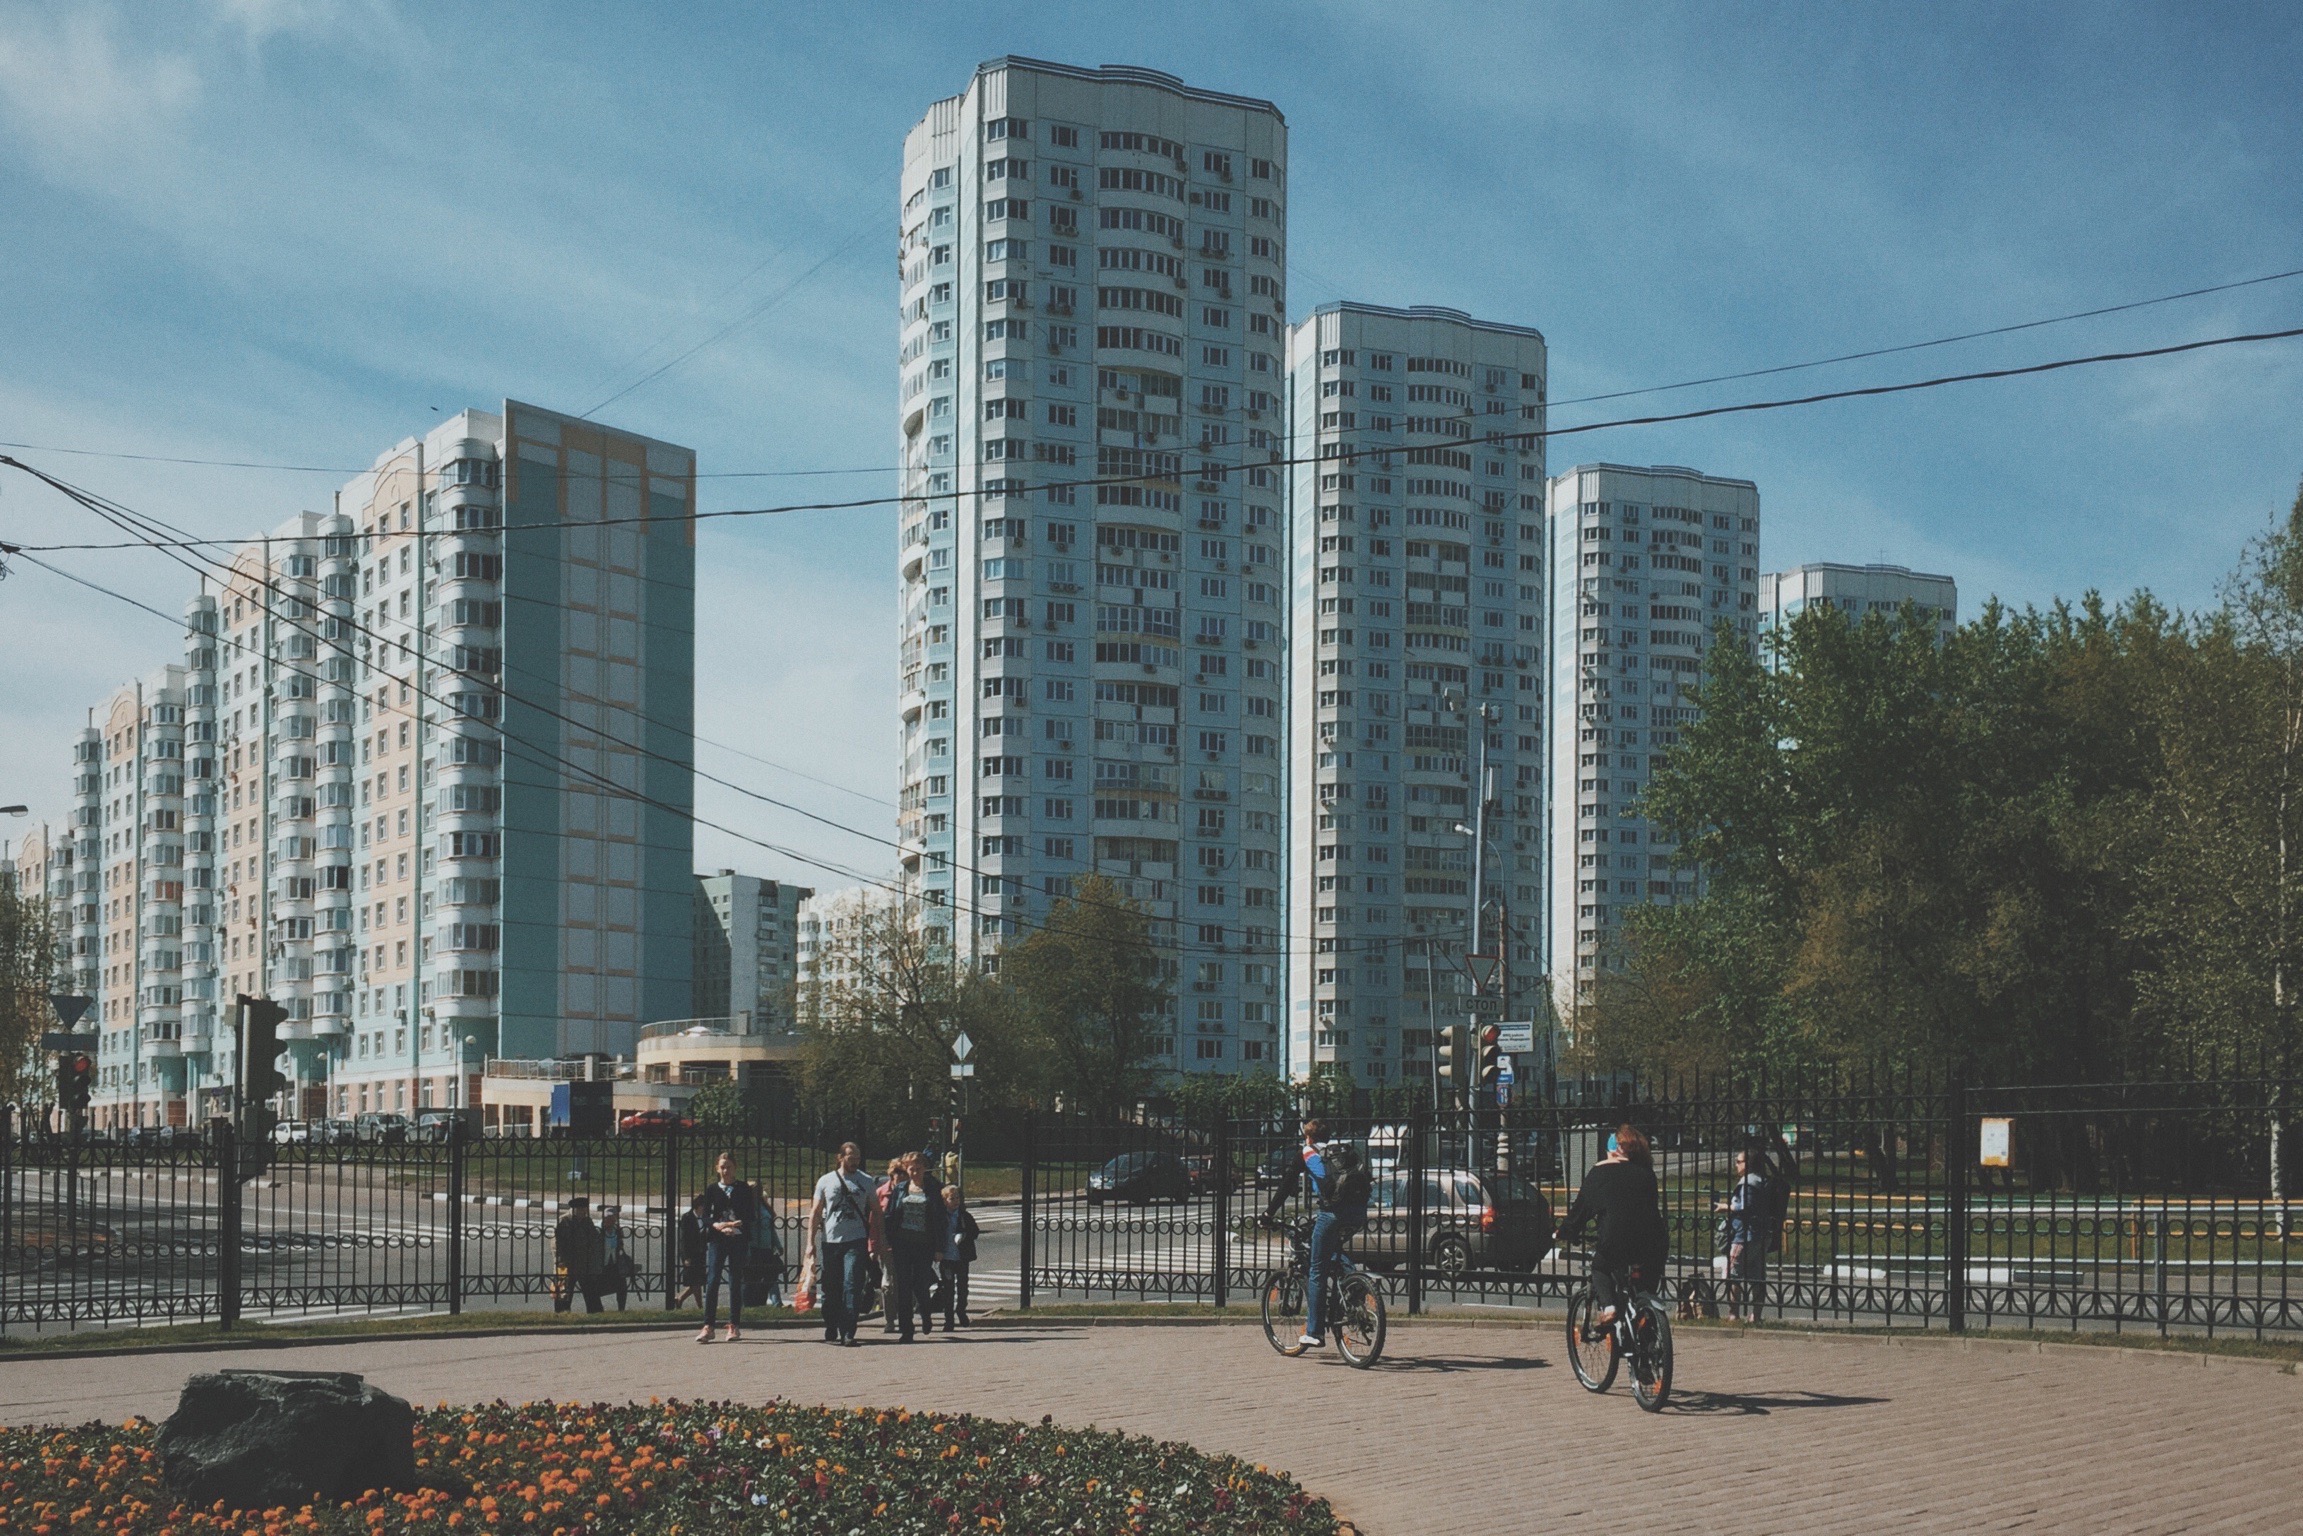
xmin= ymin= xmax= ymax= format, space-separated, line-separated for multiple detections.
xmin=156 ymin=1370 xmax=420 ymax=1510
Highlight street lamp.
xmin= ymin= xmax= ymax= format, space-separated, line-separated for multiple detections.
xmin=0 ymin=805 xmax=29 ymax=816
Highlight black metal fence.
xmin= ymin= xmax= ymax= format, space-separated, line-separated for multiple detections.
xmin=0 ymin=1110 xmax=858 ymax=1331
xmin=1020 ymin=1069 xmax=2303 ymax=1339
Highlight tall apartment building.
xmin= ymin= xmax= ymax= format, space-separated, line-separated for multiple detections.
xmin=693 ymin=870 xmax=812 ymax=1025
xmin=895 ymin=58 xmax=1290 ymax=1073
xmin=63 ymin=401 xmax=697 ymax=1130
xmin=1544 ymin=464 xmax=1759 ymax=1018
xmin=1284 ymin=303 xmax=1549 ymax=1087
xmin=1759 ymin=562 xmax=1957 ymax=649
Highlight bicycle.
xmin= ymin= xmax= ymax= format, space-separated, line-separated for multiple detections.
xmin=1559 ymin=1252 xmax=1674 ymax=1411
xmin=1256 ymin=1215 xmax=1387 ymax=1368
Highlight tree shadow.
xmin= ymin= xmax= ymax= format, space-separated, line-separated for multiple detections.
xmin=1667 ymin=1388 xmax=1890 ymax=1416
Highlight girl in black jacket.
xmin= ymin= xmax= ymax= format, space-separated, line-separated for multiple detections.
xmin=937 ymin=1185 xmax=982 ymax=1328
xmin=1554 ymin=1123 xmax=1669 ymax=1323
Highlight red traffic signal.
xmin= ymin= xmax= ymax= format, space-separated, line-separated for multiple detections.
xmin=1477 ymin=1024 xmax=1502 ymax=1085
xmin=58 ymin=1052 xmax=93 ymax=1111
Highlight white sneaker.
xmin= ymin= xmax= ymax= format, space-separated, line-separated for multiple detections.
xmin=1297 ymin=1333 xmax=1324 ymax=1347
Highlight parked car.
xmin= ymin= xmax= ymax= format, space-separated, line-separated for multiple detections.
xmin=353 ymin=1112 xmax=412 ymax=1144
xmin=1085 ymin=1151 xmax=1194 ymax=1205
xmin=1252 ymin=1146 xmax=1300 ymax=1192
xmin=618 ymin=1109 xmax=697 ymax=1135
xmin=1352 ymin=1166 xmax=1554 ymax=1278
xmin=312 ymin=1119 xmax=359 ymax=1147
xmin=271 ymin=1120 xmax=311 ymax=1146
xmin=1180 ymin=1154 xmax=1231 ymax=1196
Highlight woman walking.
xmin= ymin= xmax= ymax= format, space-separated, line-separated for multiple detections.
xmin=884 ymin=1153 xmax=947 ymax=1340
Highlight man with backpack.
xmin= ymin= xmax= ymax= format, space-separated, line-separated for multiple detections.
xmin=802 ymin=1141 xmax=884 ymax=1346
xmin=1262 ymin=1119 xmax=1371 ymax=1350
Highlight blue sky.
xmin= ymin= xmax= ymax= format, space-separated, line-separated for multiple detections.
xmin=3 ymin=1 xmax=2299 ymax=887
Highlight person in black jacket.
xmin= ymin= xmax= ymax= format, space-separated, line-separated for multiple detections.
xmin=1554 ymin=1123 xmax=1669 ymax=1325
xmin=694 ymin=1151 xmax=761 ymax=1343
xmin=936 ymin=1184 xmax=982 ymax=1328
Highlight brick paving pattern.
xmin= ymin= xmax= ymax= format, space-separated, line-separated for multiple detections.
xmin=2 ymin=1321 xmax=2295 ymax=1534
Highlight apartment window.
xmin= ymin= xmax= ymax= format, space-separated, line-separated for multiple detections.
xmin=1048 ymin=125 xmax=1078 ymax=148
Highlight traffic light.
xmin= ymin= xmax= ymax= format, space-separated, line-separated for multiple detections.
xmin=1437 ymin=1025 xmax=1464 ymax=1085
xmin=1478 ymin=1024 xmax=1501 ymax=1086
xmin=58 ymin=1052 xmax=92 ymax=1112
xmin=236 ymin=994 xmax=290 ymax=1109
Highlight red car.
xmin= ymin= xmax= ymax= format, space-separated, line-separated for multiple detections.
xmin=618 ymin=1109 xmax=697 ymax=1135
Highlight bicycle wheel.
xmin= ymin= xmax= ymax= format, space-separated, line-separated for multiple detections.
xmin=1631 ymin=1301 xmax=1674 ymax=1412
xmin=1260 ymin=1268 xmax=1309 ymax=1356
xmin=1334 ymin=1271 xmax=1387 ymax=1369
xmin=1564 ymin=1291 xmax=1618 ymax=1392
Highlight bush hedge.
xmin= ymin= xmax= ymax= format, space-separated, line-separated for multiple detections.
xmin=0 ymin=1398 xmax=1339 ymax=1536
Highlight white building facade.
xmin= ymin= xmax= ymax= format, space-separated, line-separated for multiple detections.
xmin=1759 ymin=562 xmax=1957 ymax=650
xmin=1285 ymin=303 xmax=1549 ymax=1087
xmin=61 ymin=402 xmax=698 ymax=1129
xmin=693 ymin=870 xmax=812 ymax=1026
xmin=896 ymin=57 xmax=1290 ymax=1074
xmin=1544 ymin=464 xmax=1759 ymax=1018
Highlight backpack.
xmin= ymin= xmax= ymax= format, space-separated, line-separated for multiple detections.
xmin=1757 ymin=1171 xmax=1791 ymax=1254
xmin=1320 ymin=1143 xmax=1373 ymax=1212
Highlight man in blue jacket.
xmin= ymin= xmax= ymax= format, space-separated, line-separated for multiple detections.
xmin=1263 ymin=1119 xmax=1369 ymax=1348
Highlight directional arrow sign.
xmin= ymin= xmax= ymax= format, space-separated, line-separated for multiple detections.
xmin=951 ymin=1031 xmax=974 ymax=1062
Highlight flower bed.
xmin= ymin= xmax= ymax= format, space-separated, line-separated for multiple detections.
xmin=0 ymin=1399 xmax=1340 ymax=1536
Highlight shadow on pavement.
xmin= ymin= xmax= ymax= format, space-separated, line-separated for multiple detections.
xmin=1373 ymin=1353 xmax=1550 ymax=1374
xmin=1667 ymin=1388 xmax=1889 ymax=1416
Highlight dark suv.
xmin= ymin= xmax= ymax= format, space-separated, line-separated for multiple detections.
xmin=1352 ymin=1166 xmax=1553 ymax=1278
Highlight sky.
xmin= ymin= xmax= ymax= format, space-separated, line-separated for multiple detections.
xmin=2 ymin=1 xmax=2299 ymax=891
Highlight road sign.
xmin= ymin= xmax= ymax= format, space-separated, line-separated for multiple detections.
xmin=1496 ymin=1021 xmax=1536 ymax=1054
xmin=950 ymin=1062 xmax=976 ymax=1079
xmin=952 ymin=1031 xmax=974 ymax=1061
xmin=48 ymin=994 xmax=92 ymax=1030
xmin=1464 ymin=994 xmax=1504 ymax=1017
xmin=1495 ymin=1081 xmax=1513 ymax=1106
xmin=40 ymin=1032 xmax=96 ymax=1054
xmin=1496 ymin=1055 xmax=1516 ymax=1084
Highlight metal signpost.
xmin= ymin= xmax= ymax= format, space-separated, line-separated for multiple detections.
xmin=949 ymin=1031 xmax=975 ymax=1192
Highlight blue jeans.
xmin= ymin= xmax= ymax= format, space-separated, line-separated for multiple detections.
xmin=702 ymin=1241 xmax=745 ymax=1329
xmin=822 ymin=1239 xmax=870 ymax=1340
xmin=1305 ymin=1211 xmax=1363 ymax=1338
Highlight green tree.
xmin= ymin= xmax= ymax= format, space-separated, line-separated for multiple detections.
xmin=794 ymin=894 xmax=1018 ymax=1146
xmin=0 ymin=874 xmax=59 ymax=1107
xmin=995 ymin=874 xmax=1169 ymax=1120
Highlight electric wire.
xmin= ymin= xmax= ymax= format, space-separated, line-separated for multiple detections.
xmin=16 ymin=318 xmax=2303 ymax=555
xmin=8 ymin=458 xmax=1417 ymax=962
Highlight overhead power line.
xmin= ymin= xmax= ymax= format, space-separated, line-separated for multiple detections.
xmin=9 ymin=261 xmax=2297 ymax=482
xmin=13 ymin=319 xmax=2303 ymax=556
xmin=1546 ymin=264 xmax=2303 ymax=407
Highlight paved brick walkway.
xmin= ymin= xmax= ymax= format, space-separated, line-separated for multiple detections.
xmin=3 ymin=1321 xmax=2295 ymax=1534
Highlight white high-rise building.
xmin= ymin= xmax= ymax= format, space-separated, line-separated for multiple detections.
xmin=693 ymin=870 xmax=812 ymax=1026
xmin=896 ymin=58 xmax=1290 ymax=1074
xmin=1285 ymin=303 xmax=1549 ymax=1087
xmin=1759 ymin=562 xmax=1957 ymax=650
xmin=59 ymin=402 xmax=698 ymax=1130
xmin=1544 ymin=464 xmax=1759 ymax=1018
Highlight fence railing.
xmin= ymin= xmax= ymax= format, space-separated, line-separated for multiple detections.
xmin=1019 ymin=1070 xmax=2303 ymax=1340
xmin=0 ymin=1108 xmax=859 ymax=1330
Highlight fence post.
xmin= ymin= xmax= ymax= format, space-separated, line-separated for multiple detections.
xmin=2153 ymin=1209 xmax=2169 ymax=1336
xmin=0 ymin=1105 xmax=12 ymax=1326
xmin=445 ymin=1120 xmax=465 ymax=1315
xmin=1406 ymin=1104 xmax=1428 ymax=1317
xmin=1212 ymin=1115 xmax=1230 ymax=1310
xmin=215 ymin=1120 xmax=241 ymax=1329
xmin=661 ymin=1122 xmax=680 ymax=1310
xmin=1018 ymin=1112 xmax=1035 ymax=1311
xmin=1944 ymin=1067 xmax=1967 ymax=1334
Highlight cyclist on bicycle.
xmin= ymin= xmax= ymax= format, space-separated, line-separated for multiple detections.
xmin=1554 ymin=1123 xmax=1668 ymax=1327
xmin=1262 ymin=1118 xmax=1370 ymax=1348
